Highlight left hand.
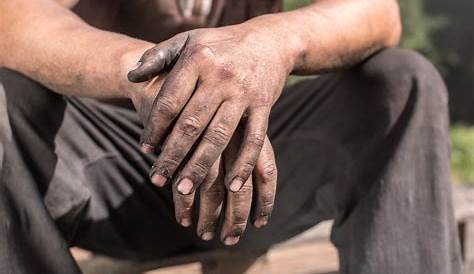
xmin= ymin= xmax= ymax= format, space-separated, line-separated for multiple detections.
xmin=173 ymin=131 xmax=277 ymax=245
xmin=127 ymin=24 xmax=290 ymax=195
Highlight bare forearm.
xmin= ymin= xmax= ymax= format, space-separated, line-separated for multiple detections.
xmin=244 ymin=0 xmax=401 ymax=75
xmin=0 ymin=0 xmax=152 ymax=98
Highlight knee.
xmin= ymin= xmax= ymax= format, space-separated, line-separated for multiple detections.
xmin=0 ymin=68 xmax=66 ymax=125
xmin=355 ymin=48 xmax=448 ymax=126
xmin=0 ymin=69 xmax=67 ymax=145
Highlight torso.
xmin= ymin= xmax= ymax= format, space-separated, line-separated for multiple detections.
xmin=72 ymin=0 xmax=217 ymax=42
xmin=69 ymin=0 xmax=281 ymax=43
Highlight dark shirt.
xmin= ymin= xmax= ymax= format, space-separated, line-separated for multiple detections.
xmin=73 ymin=0 xmax=281 ymax=43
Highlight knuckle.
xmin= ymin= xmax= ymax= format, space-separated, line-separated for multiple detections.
xmin=162 ymin=149 xmax=183 ymax=165
xmin=190 ymin=160 xmax=212 ymax=179
xmin=157 ymin=95 xmax=180 ymax=120
xmin=259 ymin=163 xmax=278 ymax=183
xmin=259 ymin=198 xmax=274 ymax=214
xmin=198 ymin=221 xmax=218 ymax=235
xmin=147 ymin=47 xmax=166 ymax=62
xmin=155 ymin=157 xmax=181 ymax=177
xmin=178 ymin=115 xmax=203 ymax=137
xmin=142 ymin=47 xmax=159 ymax=60
xmin=217 ymin=62 xmax=237 ymax=80
xmin=204 ymin=125 xmax=230 ymax=148
xmin=239 ymin=162 xmax=255 ymax=178
xmin=155 ymin=49 xmax=166 ymax=60
xmin=201 ymin=188 xmax=225 ymax=201
xmin=177 ymin=205 xmax=192 ymax=214
xmin=229 ymin=210 xmax=248 ymax=227
xmin=175 ymin=194 xmax=194 ymax=208
xmin=176 ymin=205 xmax=192 ymax=219
xmin=231 ymin=183 xmax=252 ymax=199
xmin=247 ymin=132 xmax=265 ymax=150
xmin=252 ymin=93 xmax=273 ymax=107
xmin=185 ymin=44 xmax=216 ymax=65
xmin=200 ymin=219 xmax=219 ymax=228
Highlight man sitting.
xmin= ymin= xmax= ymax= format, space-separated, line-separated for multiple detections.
xmin=0 ymin=0 xmax=462 ymax=273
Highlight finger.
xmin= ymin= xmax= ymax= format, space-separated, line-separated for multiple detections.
xmin=172 ymin=175 xmax=196 ymax=228
xmin=251 ymin=136 xmax=277 ymax=228
xmin=219 ymin=133 xmax=252 ymax=245
xmin=139 ymin=50 xmax=200 ymax=156
xmin=174 ymin=101 xmax=245 ymax=193
xmin=149 ymin=83 xmax=222 ymax=188
xmin=220 ymin=175 xmax=252 ymax=246
xmin=127 ymin=34 xmax=190 ymax=83
xmin=197 ymin=156 xmax=225 ymax=241
xmin=225 ymin=109 xmax=269 ymax=192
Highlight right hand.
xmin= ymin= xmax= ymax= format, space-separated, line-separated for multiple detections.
xmin=125 ymin=35 xmax=278 ymax=245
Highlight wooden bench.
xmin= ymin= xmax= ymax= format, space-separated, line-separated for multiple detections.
xmin=72 ymin=186 xmax=474 ymax=274
xmin=455 ymin=186 xmax=474 ymax=273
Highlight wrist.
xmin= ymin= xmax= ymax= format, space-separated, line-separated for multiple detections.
xmin=118 ymin=41 xmax=155 ymax=99
xmin=241 ymin=12 xmax=306 ymax=75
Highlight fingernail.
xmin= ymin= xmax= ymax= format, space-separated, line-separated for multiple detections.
xmin=177 ymin=178 xmax=194 ymax=195
xmin=224 ymin=236 xmax=240 ymax=246
xmin=180 ymin=218 xmax=192 ymax=227
xmin=201 ymin=232 xmax=214 ymax=241
xmin=151 ymin=174 xmax=167 ymax=187
xmin=140 ymin=143 xmax=155 ymax=154
xmin=129 ymin=61 xmax=142 ymax=72
xmin=254 ymin=217 xmax=268 ymax=228
xmin=229 ymin=178 xmax=243 ymax=192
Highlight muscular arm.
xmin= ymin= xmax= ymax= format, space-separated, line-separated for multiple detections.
xmin=246 ymin=0 xmax=401 ymax=75
xmin=0 ymin=0 xmax=153 ymax=98
xmin=0 ymin=0 xmax=400 ymax=97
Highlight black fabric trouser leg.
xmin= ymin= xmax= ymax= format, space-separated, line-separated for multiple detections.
xmin=0 ymin=48 xmax=463 ymax=274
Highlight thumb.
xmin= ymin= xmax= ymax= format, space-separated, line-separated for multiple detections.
xmin=127 ymin=33 xmax=189 ymax=83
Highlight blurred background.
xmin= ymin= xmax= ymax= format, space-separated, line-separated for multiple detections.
xmin=285 ymin=0 xmax=474 ymax=186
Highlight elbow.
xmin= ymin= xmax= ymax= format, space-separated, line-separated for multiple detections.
xmin=384 ymin=0 xmax=402 ymax=47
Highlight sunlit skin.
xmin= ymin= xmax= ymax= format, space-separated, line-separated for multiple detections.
xmin=0 ymin=0 xmax=401 ymax=245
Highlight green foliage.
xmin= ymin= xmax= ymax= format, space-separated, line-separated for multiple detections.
xmin=283 ymin=0 xmax=313 ymax=11
xmin=426 ymin=0 xmax=474 ymax=123
xmin=284 ymin=0 xmax=449 ymax=70
xmin=398 ymin=0 xmax=448 ymax=71
xmin=451 ymin=125 xmax=474 ymax=185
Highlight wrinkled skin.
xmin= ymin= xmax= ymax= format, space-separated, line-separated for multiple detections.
xmin=128 ymin=26 xmax=287 ymax=245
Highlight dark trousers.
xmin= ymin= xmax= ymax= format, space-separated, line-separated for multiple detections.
xmin=0 ymin=48 xmax=463 ymax=274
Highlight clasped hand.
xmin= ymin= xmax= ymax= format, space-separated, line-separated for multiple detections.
xmin=127 ymin=25 xmax=290 ymax=245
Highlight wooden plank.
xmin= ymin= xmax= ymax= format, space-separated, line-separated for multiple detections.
xmin=145 ymin=263 xmax=202 ymax=274
xmin=141 ymin=241 xmax=338 ymax=274
xmin=267 ymin=241 xmax=339 ymax=274
xmin=463 ymin=218 xmax=474 ymax=273
xmin=454 ymin=186 xmax=474 ymax=221
xmin=70 ymin=247 xmax=93 ymax=262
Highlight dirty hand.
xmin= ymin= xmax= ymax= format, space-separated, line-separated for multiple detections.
xmin=127 ymin=23 xmax=291 ymax=244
